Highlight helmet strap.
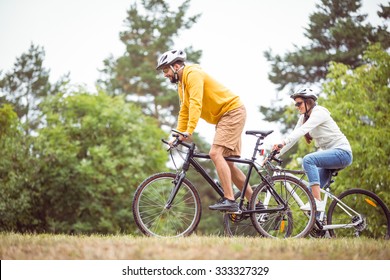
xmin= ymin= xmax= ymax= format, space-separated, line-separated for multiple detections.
xmin=303 ymin=101 xmax=316 ymax=119
xmin=170 ymin=64 xmax=185 ymax=84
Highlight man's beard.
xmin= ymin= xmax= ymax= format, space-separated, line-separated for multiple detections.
xmin=169 ymin=73 xmax=179 ymax=84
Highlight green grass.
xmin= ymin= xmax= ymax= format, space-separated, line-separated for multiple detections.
xmin=1 ymin=233 xmax=389 ymax=260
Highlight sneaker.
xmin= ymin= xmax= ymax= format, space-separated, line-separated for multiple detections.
xmin=255 ymin=201 xmax=269 ymax=223
xmin=209 ymin=198 xmax=238 ymax=212
xmin=300 ymin=199 xmax=325 ymax=212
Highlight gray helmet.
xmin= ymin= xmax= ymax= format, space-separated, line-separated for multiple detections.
xmin=290 ymin=87 xmax=318 ymax=101
xmin=156 ymin=49 xmax=186 ymax=70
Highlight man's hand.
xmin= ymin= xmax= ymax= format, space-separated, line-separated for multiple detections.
xmin=179 ymin=132 xmax=192 ymax=142
xmin=168 ymin=131 xmax=192 ymax=147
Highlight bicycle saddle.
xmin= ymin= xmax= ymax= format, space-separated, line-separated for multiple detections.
xmin=245 ymin=130 xmax=274 ymax=137
xmin=330 ymin=168 xmax=343 ymax=177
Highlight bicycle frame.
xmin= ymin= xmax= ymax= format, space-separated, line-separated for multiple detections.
xmin=318 ymin=187 xmax=364 ymax=230
xmin=166 ymin=133 xmax=288 ymax=215
xmin=273 ymin=169 xmax=365 ymax=231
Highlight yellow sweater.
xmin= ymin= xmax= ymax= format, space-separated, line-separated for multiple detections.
xmin=176 ymin=65 xmax=243 ymax=134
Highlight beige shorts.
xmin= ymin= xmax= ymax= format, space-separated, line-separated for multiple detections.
xmin=213 ymin=105 xmax=246 ymax=157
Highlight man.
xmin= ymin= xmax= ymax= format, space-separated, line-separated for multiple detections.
xmin=156 ymin=49 xmax=252 ymax=212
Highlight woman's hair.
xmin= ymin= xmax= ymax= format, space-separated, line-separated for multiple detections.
xmin=302 ymin=98 xmax=316 ymax=144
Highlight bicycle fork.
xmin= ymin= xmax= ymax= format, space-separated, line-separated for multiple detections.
xmin=165 ymin=171 xmax=187 ymax=209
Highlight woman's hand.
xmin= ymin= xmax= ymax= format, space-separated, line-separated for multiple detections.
xmin=272 ymin=143 xmax=285 ymax=151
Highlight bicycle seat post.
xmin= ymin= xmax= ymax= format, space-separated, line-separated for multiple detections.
xmin=323 ymin=169 xmax=341 ymax=192
xmin=251 ymin=136 xmax=264 ymax=161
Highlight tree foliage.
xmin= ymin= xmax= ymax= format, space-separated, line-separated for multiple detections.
xmin=0 ymin=104 xmax=18 ymax=139
xmin=0 ymin=43 xmax=69 ymax=135
xmin=0 ymin=104 xmax=40 ymax=231
xmin=98 ymin=0 xmax=202 ymax=128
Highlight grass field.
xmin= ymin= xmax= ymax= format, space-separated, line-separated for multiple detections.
xmin=1 ymin=233 xmax=389 ymax=260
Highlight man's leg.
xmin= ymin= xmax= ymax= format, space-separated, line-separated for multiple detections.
xmin=208 ymin=105 xmax=246 ymax=211
xmin=209 ymin=144 xmax=234 ymax=200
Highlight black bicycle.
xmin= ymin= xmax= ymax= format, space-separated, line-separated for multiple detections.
xmin=132 ymin=129 xmax=316 ymax=238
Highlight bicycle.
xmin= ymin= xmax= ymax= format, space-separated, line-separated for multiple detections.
xmin=225 ymin=156 xmax=390 ymax=239
xmin=132 ymin=129 xmax=316 ymax=238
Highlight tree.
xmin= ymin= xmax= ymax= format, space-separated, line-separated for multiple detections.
xmin=265 ymin=0 xmax=389 ymax=91
xmin=287 ymin=44 xmax=390 ymax=205
xmin=261 ymin=0 xmax=389 ymax=133
xmin=0 ymin=43 xmax=69 ymax=135
xmin=98 ymin=0 xmax=202 ymax=128
xmin=0 ymin=104 xmax=41 ymax=231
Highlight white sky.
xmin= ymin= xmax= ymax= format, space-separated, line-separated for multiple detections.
xmin=0 ymin=0 xmax=387 ymax=157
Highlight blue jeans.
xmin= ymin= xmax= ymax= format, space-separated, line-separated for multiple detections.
xmin=302 ymin=149 xmax=352 ymax=188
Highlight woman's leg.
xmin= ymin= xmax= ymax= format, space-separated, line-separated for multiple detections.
xmin=303 ymin=149 xmax=352 ymax=200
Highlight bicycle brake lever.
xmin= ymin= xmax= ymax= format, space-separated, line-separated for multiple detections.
xmin=267 ymin=149 xmax=283 ymax=165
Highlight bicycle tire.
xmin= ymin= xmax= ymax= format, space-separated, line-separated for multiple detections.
xmin=327 ymin=188 xmax=390 ymax=239
xmin=132 ymin=172 xmax=202 ymax=237
xmin=250 ymin=175 xmax=316 ymax=238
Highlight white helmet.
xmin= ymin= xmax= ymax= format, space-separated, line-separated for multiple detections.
xmin=290 ymin=87 xmax=318 ymax=101
xmin=156 ymin=49 xmax=186 ymax=70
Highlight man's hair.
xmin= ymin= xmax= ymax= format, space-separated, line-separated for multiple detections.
xmin=173 ymin=61 xmax=185 ymax=67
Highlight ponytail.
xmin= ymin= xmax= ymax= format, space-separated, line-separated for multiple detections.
xmin=302 ymin=99 xmax=316 ymax=144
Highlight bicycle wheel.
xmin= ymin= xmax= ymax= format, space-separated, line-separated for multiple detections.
xmin=132 ymin=172 xmax=202 ymax=237
xmin=224 ymin=191 xmax=260 ymax=237
xmin=327 ymin=188 xmax=390 ymax=239
xmin=250 ymin=175 xmax=316 ymax=238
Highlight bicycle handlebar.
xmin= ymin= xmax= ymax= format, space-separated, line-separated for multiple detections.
xmin=266 ymin=144 xmax=283 ymax=165
xmin=161 ymin=129 xmax=193 ymax=150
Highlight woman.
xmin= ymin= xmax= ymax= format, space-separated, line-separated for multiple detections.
xmin=274 ymin=88 xmax=353 ymax=211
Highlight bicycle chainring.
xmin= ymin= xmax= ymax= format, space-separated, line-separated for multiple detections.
xmin=228 ymin=213 xmax=249 ymax=222
xmin=309 ymin=220 xmax=327 ymax=238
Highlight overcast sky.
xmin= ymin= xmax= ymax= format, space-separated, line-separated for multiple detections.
xmin=0 ymin=0 xmax=387 ymax=157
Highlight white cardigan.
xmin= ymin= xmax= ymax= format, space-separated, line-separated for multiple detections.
xmin=280 ymin=105 xmax=352 ymax=156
